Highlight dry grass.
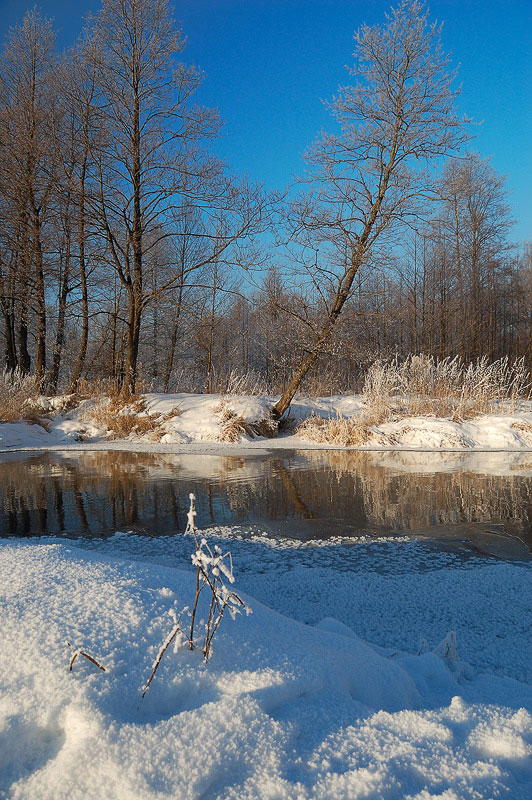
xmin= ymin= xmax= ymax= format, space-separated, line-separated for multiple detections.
xmin=296 ymin=355 xmax=531 ymax=445
xmin=22 ymin=412 xmax=51 ymax=431
xmin=217 ymin=404 xmax=255 ymax=442
xmin=161 ymin=405 xmax=183 ymax=421
xmin=222 ymin=369 xmax=271 ymax=396
xmin=362 ymin=355 xmax=530 ymax=422
xmin=511 ymin=421 xmax=532 ymax=445
xmin=70 ymin=377 xmax=122 ymax=403
xmin=250 ymin=416 xmax=278 ymax=438
xmin=215 ymin=400 xmax=277 ymax=441
xmin=87 ymin=395 xmax=162 ymax=440
xmin=0 ymin=368 xmax=39 ymax=423
xmin=109 ymin=414 xmax=162 ymax=440
xmin=512 ymin=422 xmax=532 ymax=433
xmin=296 ymin=414 xmax=373 ymax=446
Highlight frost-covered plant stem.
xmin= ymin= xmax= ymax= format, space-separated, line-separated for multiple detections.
xmin=142 ymin=509 xmax=249 ymax=698
xmin=188 ymin=534 xmax=247 ymax=662
xmin=142 ymin=611 xmax=183 ymax=698
xmin=67 ymin=642 xmax=106 ymax=673
xmin=188 ymin=533 xmax=203 ymax=651
xmin=203 ymin=583 xmax=242 ymax=662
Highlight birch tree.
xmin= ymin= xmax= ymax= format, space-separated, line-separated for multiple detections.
xmin=271 ymin=0 xmax=469 ymax=420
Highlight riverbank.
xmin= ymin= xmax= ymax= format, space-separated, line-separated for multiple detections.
xmin=3 ymin=391 xmax=532 ymax=453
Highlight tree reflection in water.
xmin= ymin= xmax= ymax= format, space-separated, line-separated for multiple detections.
xmin=0 ymin=450 xmax=531 ymax=550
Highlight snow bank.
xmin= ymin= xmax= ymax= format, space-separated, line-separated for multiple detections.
xmin=1 ymin=540 xmax=532 ymax=799
xmin=3 ymin=392 xmax=532 ymax=453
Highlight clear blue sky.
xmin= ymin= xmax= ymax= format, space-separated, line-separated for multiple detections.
xmin=1 ymin=0 xmax=530 ymax=243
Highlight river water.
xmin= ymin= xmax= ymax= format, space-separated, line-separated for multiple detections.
xmin=2 ymin=449 xmax=532 ymax=559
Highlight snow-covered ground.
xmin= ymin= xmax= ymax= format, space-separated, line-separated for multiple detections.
xmin=3 ymin=392 xmax=532 ymax=452
xmin=2 ymin=393 xmax=532 ymax=797
xmin=1 ymin=527 xmax=532 ymax=799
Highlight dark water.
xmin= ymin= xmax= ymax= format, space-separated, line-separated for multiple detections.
xmin=2 ymin=449 xmax=532 ymax=558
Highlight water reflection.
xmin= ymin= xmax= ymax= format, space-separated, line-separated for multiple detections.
xmin=1 ymin=450 xmax=532 ymax=553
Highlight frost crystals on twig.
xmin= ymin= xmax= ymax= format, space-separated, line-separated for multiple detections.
xmin=185 ymin=492 xmax=197 ymax=533
xmin=190 ymin=535 xmax=249 ymax=661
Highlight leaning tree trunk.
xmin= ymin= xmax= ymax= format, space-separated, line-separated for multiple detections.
xmin=270 ymin=134 xmax=400 ymax=423
xmin=271 ymin=179 xmax=392 ymax=421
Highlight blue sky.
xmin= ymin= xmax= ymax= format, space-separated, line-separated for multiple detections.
xmin=1 ymin=0 xmax=530 ymax=243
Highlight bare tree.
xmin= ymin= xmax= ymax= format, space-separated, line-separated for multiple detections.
xmin=271 ymin=0 xmax=469 ymax=420
xmin=0 ymin=9 xmax=57 ymax=386
xmin=53 ymin=43 xmax=101 ymax=393
xmin=160 ymin=207 xmax=206 ymax=391
xmin=83 ymin=0 xmax=219 ymax=394
xmin=84 ymin=0 xmax=271 ymax=396
xmin=434 ymin=153 xmax=514 ymax=360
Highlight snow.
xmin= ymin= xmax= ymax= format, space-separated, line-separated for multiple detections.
xmin=1 ymin=530 xmax=532 ymax=799
xmin=3 ymin=392 xmax=532 ymax=453
xmin=2 ymin=392 xmax=532 ymax=796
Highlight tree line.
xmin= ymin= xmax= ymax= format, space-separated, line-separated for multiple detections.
xmin=0 ymin=0 xmax=529 ymax=411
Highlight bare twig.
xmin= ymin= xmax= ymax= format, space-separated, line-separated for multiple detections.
xmin=67 ymin=642 xmax=106 ymax=673
xmin=141 ymin=612 xmax=183 ymax=699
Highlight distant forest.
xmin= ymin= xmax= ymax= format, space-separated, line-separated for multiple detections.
xmin=0 ymin=0 xmax=530 ymax=401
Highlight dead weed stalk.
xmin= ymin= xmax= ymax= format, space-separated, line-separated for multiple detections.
xmin=67 ymin=641 xmax=106 ymax=673
xmin=142 ymin=494 xmax=249 ymax=699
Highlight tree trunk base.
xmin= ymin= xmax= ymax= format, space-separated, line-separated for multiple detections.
xmin=250 ymin=416 xmax=279 ymax=438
